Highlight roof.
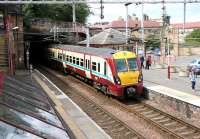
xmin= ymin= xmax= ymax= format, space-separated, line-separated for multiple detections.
xmin=0 ymin=72 xmax=70 ymax=139
xmin=78 ymin=28 xmax=126 ymax=45
xmin=172 ymin=22 xmax=200 ymax=29
xmin=92 ymin=19 xmax=161 ymax=29
xmin=53 ymin=44 xmax=117 ymax=57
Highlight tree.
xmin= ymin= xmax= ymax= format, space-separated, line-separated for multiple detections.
xmin=145 ymin=34 xmax=160 ymax=50
xmin=22 ymin=4 xmax=90 ymax=30
xmin=185 ymin=29 xmax=200 ymax=45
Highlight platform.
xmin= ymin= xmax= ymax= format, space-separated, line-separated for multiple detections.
xmin=33 ymin=69 xmax=111 ymax=139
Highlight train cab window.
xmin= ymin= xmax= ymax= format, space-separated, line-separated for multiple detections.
xmin=73 ymin=57 xmax=75 ymax=64
xmin=98 ymin=63 xmax=100 ymax=72
xmin=127 ymin=58 xmax=138 ymax=71
xmin=70 ymin=56 xmax=72 ymax=63
xmin=76 ymin=58 xmax=79 ymax=65
xmin=80 ymin=59 xmax=84 ymax=66
xmin=92 ymin=62 xmax=96 ymax=71
xmin=115 ymin=59 xmax=128 ymax=72
xmin=104 ymin=62 xmax=107 ymax=75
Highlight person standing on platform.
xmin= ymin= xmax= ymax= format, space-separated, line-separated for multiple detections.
xmin=140 ymin=56 xmax=145 ymax=69
xmin=190 ymin=71 xmax=196 ymax=90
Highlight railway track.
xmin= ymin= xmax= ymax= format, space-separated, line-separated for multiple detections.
xmin=39 ymin=68 xmax=145 ymax=139
xmin=114 ymin=100 xmax=200 ymax=139
xmin=39 ymin=67 xmax=200 ymax=139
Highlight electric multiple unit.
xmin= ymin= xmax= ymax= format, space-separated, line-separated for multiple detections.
xmin=48 ymin=44 xmax=143 ymax=98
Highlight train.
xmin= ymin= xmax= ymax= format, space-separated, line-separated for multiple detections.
xmin=47 ymin=44 xmax=143 ymax=98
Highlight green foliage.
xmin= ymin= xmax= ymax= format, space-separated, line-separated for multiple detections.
xmin=145 ymin=34 xmax=160 ymax=50
xmin=22 ymin=4 xmax=90 ymax=30
xmin=185 ymin=29 xmax=200 ymax=45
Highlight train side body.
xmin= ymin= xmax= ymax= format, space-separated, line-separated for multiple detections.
xmin=47 ymin=45 xmax=143 ymax=98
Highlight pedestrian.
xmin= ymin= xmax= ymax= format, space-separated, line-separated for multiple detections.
xmin=145 ymin=56 xmax=151 ymax=70
xmin=140 ymin=56 xmax=144 ymax=69
xmin=190 ymin=71 xmax=196 ymax=90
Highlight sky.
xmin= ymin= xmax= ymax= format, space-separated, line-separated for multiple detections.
xmin=87 ymin=3 xmax=200 ymax=24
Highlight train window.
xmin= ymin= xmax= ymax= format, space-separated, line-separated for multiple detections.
xmin=88 ymin=60 xmax=90 ymax=69
xmin=92 ymin=62 xmax=96 ymax=71
xmin=115 ymin=59 xmax=128 ymax=72
xmin=127 ymin=58 xmax=138 ymax=71
xmin=86 ymin=59 xmax=88 ymax=68
xmin=70 ymin=56 xmax=72 ymax=63
xmin=63 ymin=54 xmax=65 ymax=60
xmin=66 ymin=55 xmax=69 ymax=61
xmin=104 ymin=62 xmax=107 ymax=75
xmin=98 ymin=63 xmax=100 ymax=72
xmin=73 ymin=57 xmax=75 ymax=64
xmin=76 ymin=58 xmax=79 ymax=65
xmin=80 ymin=59 xmax=84 ymax=66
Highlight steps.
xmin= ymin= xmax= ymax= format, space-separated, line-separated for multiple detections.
xmin=0 ymin=35 xmax=8 ymax=71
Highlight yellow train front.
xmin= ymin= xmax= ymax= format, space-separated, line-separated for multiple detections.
xmin=109 ymin=51 xmax=143 ymax=98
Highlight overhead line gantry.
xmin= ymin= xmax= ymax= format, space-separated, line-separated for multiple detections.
xmin=1 ymin=0 xmax=200 ymax=4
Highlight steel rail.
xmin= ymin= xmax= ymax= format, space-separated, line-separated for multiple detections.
xmin=0 ymin=0 xmax=200 ymax=4
xmin=39 ymin=67 xmax=145 ymax=139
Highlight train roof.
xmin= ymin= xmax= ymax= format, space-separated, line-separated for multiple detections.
xmin=51 ymin=44 xmax=117 ymax=57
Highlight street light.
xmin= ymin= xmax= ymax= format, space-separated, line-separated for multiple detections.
xmin=125 ymin=3 xmax=132 ymax=45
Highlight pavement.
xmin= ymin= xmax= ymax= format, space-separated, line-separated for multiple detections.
xmin=143 ymin=55 xmax=200 ymax=96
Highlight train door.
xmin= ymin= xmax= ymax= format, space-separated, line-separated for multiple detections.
xmin=85 ymin=55 xmax=91 ymax=79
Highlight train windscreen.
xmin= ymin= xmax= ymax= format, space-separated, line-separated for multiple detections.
xmin=127 ymin=58 xmax=138 ymax=71
xmin=115 ymin=59 xmax=128 ymax=72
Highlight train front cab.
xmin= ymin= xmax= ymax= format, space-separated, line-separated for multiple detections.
xmin=111 ymin=51 xmax=143 ymax=97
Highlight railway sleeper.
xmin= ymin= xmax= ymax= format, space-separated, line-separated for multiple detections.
xmin=142 ymin=110 xmax=154 ymax=115
xmin=136 ymin=107 xmax=149 ymax=113
xmin=192 ymin=132 xmax=200 ymax=139
xmin=179 ymin=129 xmax=196 ymax=136
xmin=145 ymin=113 xmax=160 ymax=119
xmin=151 ymin=115 xmax=166 ymax=121
xmin=163 ymin=121 xmax=178 ymax=127
xmin=157 ymin=118 xmax=171 ymax=124
xmin=132 ymin=105 xmax=145 ymax=110
xmin=173 ymin=126 xmax=188 ymax=132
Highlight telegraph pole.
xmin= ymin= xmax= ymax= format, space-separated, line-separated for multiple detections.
xmin=100 ymin=0 xmax=104 ymax=19
xmin=183 ymin=0 xmax=186 ymax=33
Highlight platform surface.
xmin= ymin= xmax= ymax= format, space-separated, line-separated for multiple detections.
xmin=143 ymin=55 xmax=200 ymax=108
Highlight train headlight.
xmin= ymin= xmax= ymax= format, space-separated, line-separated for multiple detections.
xmin=138 ymin=73 xmax=143 ymax=82
xmin=114 ymin=76 xmax=121 ymax=85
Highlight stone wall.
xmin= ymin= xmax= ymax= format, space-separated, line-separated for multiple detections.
xmin=145 ymin=88 xmax=200 ymax=121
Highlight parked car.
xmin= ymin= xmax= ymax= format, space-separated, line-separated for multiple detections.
xmin=187 ymin=59 xmax=200 ymax=75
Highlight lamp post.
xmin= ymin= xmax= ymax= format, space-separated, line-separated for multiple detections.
xmin=125 ymin=3 xmax=132 ymax=45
